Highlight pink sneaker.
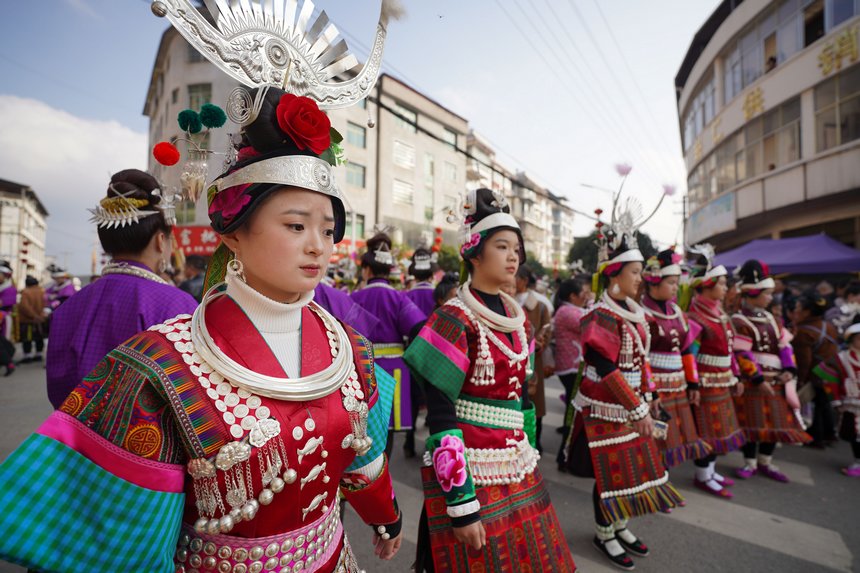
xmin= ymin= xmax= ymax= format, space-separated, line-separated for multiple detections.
xmin=735 ymin=465 xmax=757 ymax=479
xmin=841 ymin=466 xmax=860 ymax=477
xmin=758 ymin=465 xmax=790 ymax=483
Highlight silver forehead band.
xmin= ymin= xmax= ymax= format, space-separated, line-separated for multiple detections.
xmin=214 ymin=156 xmax=341 ymax=200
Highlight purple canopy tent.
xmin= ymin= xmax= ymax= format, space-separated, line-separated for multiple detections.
xmin=712 ymin=233 xmax=860 ymax=275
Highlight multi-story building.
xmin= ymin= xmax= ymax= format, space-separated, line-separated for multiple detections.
xmin=676 ymin=0 xmax=860 ymax=249
xmin=0 ymin=178 xmax=49 ymax=284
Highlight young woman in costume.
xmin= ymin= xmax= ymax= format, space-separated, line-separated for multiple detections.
xmin=813 ymin=313 xmax=860 ymax=476
xmin=563 ymin=230 xmax=682 ymax=571
xmin=684 ymin=249 xmax=745 ymax=499
xmin=731 ymin=259 xmax=811 ymax=482
xmin=351 ymin=232 xmax=426 ymax=454
xmin=0 ymin=2 xmax=405 ymax=570
xmin=45 ymin=168 xmax=198 ymax=408
xmin=405 ymin=188 xmax=576 ymax=573
xmin=405 ymin=246 xmax=439 ymax=317
xmin=641 ymin=248 xmax=712 ymax=469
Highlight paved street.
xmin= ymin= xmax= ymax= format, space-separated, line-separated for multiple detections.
xmin=1 ymin=359 xmax=858 ymax=573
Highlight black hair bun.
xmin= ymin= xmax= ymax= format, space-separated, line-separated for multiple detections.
xmin=108 ymin=169 xmax=161 ymax=205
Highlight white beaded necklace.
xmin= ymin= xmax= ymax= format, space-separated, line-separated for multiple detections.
xmin=191 ymin=283 xmax=353 ymax=401
xmin=450 ymin=281 xmax=529 ymax=386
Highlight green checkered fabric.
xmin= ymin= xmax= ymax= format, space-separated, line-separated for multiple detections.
xmin=346 ymin=365 xmax=396 ymax=472
xmin=0 ymin=433 xmax=184 ymax=573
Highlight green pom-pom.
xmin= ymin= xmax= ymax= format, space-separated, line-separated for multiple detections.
xmin=199 ymin=103 xmax=227 ymax=129
xmin=178 ymin=109 xmax=202 ymax=134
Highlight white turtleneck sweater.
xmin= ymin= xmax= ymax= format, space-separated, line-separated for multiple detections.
xmin=226 ymin=277 xmax=313 ymax=378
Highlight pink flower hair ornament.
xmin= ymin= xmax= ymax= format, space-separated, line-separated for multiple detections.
xmin=209 ymin=183 xmax=252 ymax=224
xmin=432 ymin=434 xmax=468 ymax=492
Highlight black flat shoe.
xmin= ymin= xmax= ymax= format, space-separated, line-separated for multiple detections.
xmin=592 ymin=536 xmax=635 ymax=570
xmin=616 ymin=529 xmax=649 ymax=557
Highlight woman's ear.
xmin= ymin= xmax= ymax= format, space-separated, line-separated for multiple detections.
xmin=220 ymin=232 xmax=240 ymax=257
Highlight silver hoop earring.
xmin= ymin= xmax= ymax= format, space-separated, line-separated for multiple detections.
xmin=227 ymin=257 xmax=246 ymax=282
xmin=157 ymin=259 xmax=168 ymax=274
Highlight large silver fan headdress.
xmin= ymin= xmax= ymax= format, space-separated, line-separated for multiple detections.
xmin=151 ymin=0 xmax=403 ymax=110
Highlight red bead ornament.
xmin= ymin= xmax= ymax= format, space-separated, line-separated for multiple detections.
xmin=153 ymin=142 xmax=181 ymax=166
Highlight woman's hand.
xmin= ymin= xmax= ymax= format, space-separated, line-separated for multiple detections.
xmin=632 ymin=413 xmax=654 ymax=438
xmin=372 ymin=531 xmax=402 ymax=560
xmin=453 ymin=520 xmax=487 ymax=550
xmin=733 ymin=382 xmax=744 ymax=397
xmin=688 ymin=389 xmax=701 ymax=408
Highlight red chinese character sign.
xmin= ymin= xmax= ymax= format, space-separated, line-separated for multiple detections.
xmin=173 ymin=225 xmax=220 ymax=256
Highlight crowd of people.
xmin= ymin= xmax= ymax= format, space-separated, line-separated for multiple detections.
xmin=0 ymin=3 xmax=857 ymax=572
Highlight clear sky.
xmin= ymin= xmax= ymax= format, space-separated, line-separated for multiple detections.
xmin=0 ymin=0 xmax=717 ymax=274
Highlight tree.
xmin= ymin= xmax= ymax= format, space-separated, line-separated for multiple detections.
xmin=567 ymin=230 xmax=658 ymax=272
xmin=525 ymin=252 xmax=547 ymax=277
xmin=436 ymin=244 xmax=461 ymax=273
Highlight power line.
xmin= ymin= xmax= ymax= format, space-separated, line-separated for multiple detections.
xmin=531 ymin=0 xmax=677 ymax=185
xmin=563 ymin=0 xmax=679 ymax=178
xmin=497 ymin=0 xmax=668 ymax=192
xmin=590 ymin=0 xmax=682 ymax=156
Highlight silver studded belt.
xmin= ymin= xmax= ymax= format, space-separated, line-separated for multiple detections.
xmin=175 ymin=502 xmax=342 ymax=573
xmin=697 ymin=354 xmax=731 ymax=368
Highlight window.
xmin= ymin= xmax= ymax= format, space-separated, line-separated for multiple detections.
xmin=393 ymin=102 xmax=417 ymax=133
xmin=172 ymin=88 xmax=179 ymax=104
xmin=424 ymin=186 xmax=434 ymax=221
xmin=346 ymin=163 xmax=366 ymax=188
xmin=688 ymin=96 xmax=802 ymax=209
xmin=815 ymin=63 xmax=860 ymax=151
xmin=345 ymin=213 xmax=365 ymax=239
xmin=424 ymin=154 xmax=435 ymax=186
xmin=392 ymin=179 xmax=414 ymax=204
xmin=444 ymin=161 xmax=457 ymax=184
xmin=804 ymin=0 xmax=825 ymax=47
xmin=188 ymin=42 xmax=206 ymax=63
xmin=393 ymin=141 xmax=416 ymax=169
xmin=828 ymin=0 xmax=858 ymax=30
xmin=443 ymin=128 xmax=457 ymax=149
xmin=683 ymin=73 xmax=716 ymax=149
xmin=347 ymin=122 xmax=366 ymax=148
xmin=188 ymin=83 xmax=211 ymax=109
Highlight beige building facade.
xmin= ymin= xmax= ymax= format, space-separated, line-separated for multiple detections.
xmin=677 ymin=0 xmax=860 ymax=250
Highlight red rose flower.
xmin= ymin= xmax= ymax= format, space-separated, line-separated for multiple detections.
xmin=275 ymin=94 xmax=331 ymax=155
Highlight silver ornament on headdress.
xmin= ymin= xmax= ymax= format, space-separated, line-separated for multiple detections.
xmin=152 ymin=0 xmax=404 ymax=125
xmin=88 ymin=184 xmax=160 ymax=229
xmin=595 ymin=166 xmax=668 ymax=266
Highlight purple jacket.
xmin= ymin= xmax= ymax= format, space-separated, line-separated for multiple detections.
xmin=404 ymin=282 xmax=436 ymax=320
xmin=313 ymin=283 xmax=380 ymax=338
xmin=46 ymin=264 xmax=198 ymax=409
xmin=350 ymin=279 xmax=426 ymax=344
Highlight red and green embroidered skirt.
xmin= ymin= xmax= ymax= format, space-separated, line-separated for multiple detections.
xmin=656 ymin=390 xmax=713 ymax=467
xmin=582 ymin=413 xmax=683 ymax=523
xmin=421 ymin=466 xmax=576 ymax=573
xmin=734 ymin=383 xmax=811 ymax=444
xmin=693 ymin=386 xmax=746 ymax=454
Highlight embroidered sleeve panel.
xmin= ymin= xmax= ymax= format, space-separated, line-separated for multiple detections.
xmin=59 ymin=337 xmax=188 ymax=465
xmin=426 ymin=429 xmax=476 ymax=508
xmin=602 ymin=369 xmax=643 ymax=412
xmin=404 ymin=305 xmax=471 ymax=403
xmin=343 ymin=324 xmax=379 ymax=409
xmin=581 ymin=306 xmax=623 ymax=363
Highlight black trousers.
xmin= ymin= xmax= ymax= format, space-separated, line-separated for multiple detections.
xmin=741 ymin=441 xmax=776 ymax=458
